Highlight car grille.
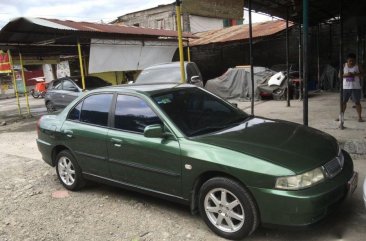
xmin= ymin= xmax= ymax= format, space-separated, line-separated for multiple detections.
xmin=323 ymin=152 xmax=344 ymax=178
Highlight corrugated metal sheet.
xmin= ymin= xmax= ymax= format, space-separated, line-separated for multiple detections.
xmin=30 ymin=18 xmax=77 ymax=30
xmin=190 ymin=20 xmax=293 ymax=46
xmin=43 ymin=18 xmax=195 ymax=38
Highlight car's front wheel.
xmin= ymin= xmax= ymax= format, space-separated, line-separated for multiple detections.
xmin=55 ymin=150 xmax=85 ymax=190
xmin=199 ymin=177 xmax=259 ymax=240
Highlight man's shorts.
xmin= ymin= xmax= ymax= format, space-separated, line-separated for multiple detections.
xmin=343 ymin=89 xmax=361 ymax=103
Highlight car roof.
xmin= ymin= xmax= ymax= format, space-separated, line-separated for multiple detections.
xmin=93 ymin=82 xmax=196 ymax=96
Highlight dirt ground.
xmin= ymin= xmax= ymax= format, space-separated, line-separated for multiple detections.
xmin=0 ymin=117 xmax=366 ymax=241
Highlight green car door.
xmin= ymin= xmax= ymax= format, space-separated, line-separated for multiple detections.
xmin=107 ymin=94 xmax=182 ymax=196
xmin=62 ymin=93 xmax=114 ymax=177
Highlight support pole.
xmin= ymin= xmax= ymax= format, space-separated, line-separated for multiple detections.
xmin=248 ymin=0 xmax=255 ymax=115
xmin=19 ymin=52 xmax=30 ymax=115
xmin=298 ymin=24 xmax=303 ymax=100
xmin=176 ymin=0 xmax=186 ymax=83
xmin=317 ymin=24 xmax=321 ymax=90
xmin=356 ymin=24 xmax=363 ymax=98
xmin=77 ymin=41 xmax=86 ymax=90
xmin=286 ymin=8 xmax=290 ymax=107
xmin=362 ymin=31 xmax=365 ymax=98
xmin=339 ymin=1 xmax=344 ymax=129
xmin=303 ymin=0 xmax=309 ymax=126
xmin=187 ymin=40 xmax=191 ymax=62
xmin=8 ymin=50 xmax=21 ymax=115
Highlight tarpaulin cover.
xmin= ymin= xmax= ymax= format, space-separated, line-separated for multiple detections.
xmin=320 ymin=64 xmax=338 ymax=90
xmin=89 ymin=39 xmax=177 ymax=73
xmin=205 ymin=67 xmax=275 ymax=99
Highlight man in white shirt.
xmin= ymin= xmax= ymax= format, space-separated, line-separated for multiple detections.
xmin=340 ymin=53 xmax=364 ymax=123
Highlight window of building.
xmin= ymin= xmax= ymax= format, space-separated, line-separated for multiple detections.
xmin=156 ymin=19 xmax=164 ymax=29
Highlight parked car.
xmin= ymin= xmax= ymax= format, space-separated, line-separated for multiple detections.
xmin=134 ymin=61 xmax=203 ymax=87
xmin=44 ymin=76 xmax=111 ymax=112
xmin=37 ymin=83 xmax=358 ymax=240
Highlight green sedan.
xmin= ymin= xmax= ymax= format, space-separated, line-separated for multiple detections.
xmin=37 ymin=83 xmax=358 ymax=240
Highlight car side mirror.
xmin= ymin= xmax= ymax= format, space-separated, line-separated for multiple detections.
xmin=144 ymin=124 xmax=174 ymax=139
xmin=144 ymin=124 xmax=164 ymax=138
xmin=230 ymin=103 xmax=238 ymax=108
xmin=190 ymin=75 xmax=201 ymax=84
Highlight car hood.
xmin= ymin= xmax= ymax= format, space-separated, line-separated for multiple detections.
xmin=194 ymin=117 xmax=339 ymax=173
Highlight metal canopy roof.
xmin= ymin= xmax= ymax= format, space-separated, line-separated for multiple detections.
xmin=246 ymin=0 xmax=365 ymax=25
xmin=191 ymin=20 xmax=293 ymax=46
xmin=0 ymin=17 xmax=195 ymax=56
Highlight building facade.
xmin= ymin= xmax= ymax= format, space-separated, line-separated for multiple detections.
xmin=112 ymin=3 xmax=242 ymax=33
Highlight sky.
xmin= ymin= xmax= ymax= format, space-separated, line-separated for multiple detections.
xmin=0 ymin=0 xmax=273 ymax=29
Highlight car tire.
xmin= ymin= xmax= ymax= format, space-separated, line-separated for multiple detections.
xmin=199 ymin=177 xmax=259 ymax=240
xmin=30 ymin=89 xmax=39 ymax=98
xmin=46 ymin=101 xmax=55 ymax=113
xmin=55 ymin=150 xmax=85 ymax=191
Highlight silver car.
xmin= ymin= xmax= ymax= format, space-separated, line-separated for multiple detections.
xmin=44 ymin=76 xmax=111 ymax=112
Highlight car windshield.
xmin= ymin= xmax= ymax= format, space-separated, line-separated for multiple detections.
xmin=136 ymin=67 xmax=182 ymax=83
xmin=152 ymin=88 xmax=249 ymax=137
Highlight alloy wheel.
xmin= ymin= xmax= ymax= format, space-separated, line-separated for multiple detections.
xmin=204 ymin=188 xmax=245 ymax=233
xmin=57 ymin=156 xmax=76 ymax=186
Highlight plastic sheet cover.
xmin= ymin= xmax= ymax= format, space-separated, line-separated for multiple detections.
xmin=89 ymin=39 xmax=177 ymax=73
xmin=205 ymin=67 xmax=275 ymax=99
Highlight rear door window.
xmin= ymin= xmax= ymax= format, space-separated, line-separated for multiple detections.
xmin=67 ymin=102 xmax=82 ymax=121
xmin=79 ymin=94 xmax=113 ymax=127
xmin=114 ymin=95 xmax=162 ymax=133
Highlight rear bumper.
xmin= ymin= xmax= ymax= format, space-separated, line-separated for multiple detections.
xmin=250 ymin=152 xmax=355 ymax=226
xmin=36 ymin=138 xmax=54 ymax=166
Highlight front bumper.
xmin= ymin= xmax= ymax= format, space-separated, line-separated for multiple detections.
xmin=250 ymin=151 xmax=355 ymax=226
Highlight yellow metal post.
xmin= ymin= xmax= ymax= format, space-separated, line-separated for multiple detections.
xmin=187 ymin=42 xmax=191 ymax=62
xmin=19 ymin=52 xmax=31 ymax=115
xmin=176 ymin=1 xmax=186 ymax=83
xmin=8 ymin=50 xmax=21 ymax=115
xmin=77 ymin=41 xmax=86 ymax=90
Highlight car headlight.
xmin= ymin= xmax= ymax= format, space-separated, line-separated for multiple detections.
xmin=275 ymin=167 xmax=325 ymax=190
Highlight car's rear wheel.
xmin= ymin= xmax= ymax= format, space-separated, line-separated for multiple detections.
xmin=46 ymin=101 xmax=55 ymax=113
xmin=55 ymin=150 xmax=85 ymax=190
xmin=199 ymin=177 xmax=259 ymax=240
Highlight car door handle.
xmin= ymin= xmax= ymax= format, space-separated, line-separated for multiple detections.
xmin=63 ymin=130 xmax=73 ymax=138
xmin=111 ymin=138 xmax=123 ymax=147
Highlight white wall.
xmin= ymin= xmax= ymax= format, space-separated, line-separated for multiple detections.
xmin=189 ymin=15 xmax=223 ymax=33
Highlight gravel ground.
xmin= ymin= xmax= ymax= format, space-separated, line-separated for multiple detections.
xmin=0 ymin=118 xmax=366 ymax=241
